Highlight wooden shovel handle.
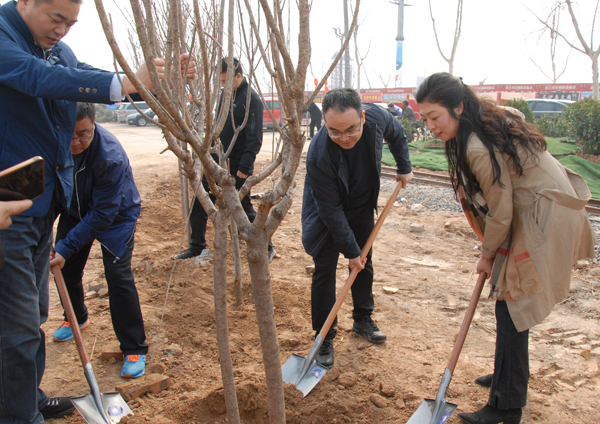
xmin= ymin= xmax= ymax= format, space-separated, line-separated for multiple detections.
xmin=447 ymin=272 xmax=487 ymax=374
xmin=51 ymin=265 xmax=90 ymax=367
xmin=319 ymin=180 xmax=404 ymax=339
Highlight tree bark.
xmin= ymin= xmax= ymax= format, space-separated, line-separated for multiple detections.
xmin=213 ymin=209 xmax=240 ymax=424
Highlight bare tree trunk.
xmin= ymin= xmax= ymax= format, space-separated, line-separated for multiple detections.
xmin=343 ymin=0 xmax=352 ymax=88
xmin=229 ymin=216 xmax=243 ymax=308
xmin=212 ymin=209 xmax=240 ymax=424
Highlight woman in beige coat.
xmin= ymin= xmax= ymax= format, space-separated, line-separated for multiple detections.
xmin=416 ymin=72 xmax=596 ymax=424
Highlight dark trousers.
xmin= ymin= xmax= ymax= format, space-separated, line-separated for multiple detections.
xmin=56 ymin=214 xmax=148 ymax=355
xmin=489 ymin=300 xmax=529 ymax=409
xmin=311 ymin=206 xmax=374 ymax=340
xmin=189 ymin=173 xmax=272 ymax=251
xmin=309 ymin=119 xmax=321 ymax=138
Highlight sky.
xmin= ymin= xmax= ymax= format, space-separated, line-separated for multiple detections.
xmin=61 ymin=0 xmax=598 ymax=91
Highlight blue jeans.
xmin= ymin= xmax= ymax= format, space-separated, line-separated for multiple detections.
xmin=0 ymin=212 xmax=53 ymax=424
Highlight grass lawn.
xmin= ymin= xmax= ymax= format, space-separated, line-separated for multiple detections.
xmin=382 ymin=136 xmax=600 ymax=198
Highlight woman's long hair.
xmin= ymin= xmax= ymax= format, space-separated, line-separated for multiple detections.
xmin=415 ymin=73 xmax=547 ymax=198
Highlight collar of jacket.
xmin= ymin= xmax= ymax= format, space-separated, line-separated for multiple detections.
xmin=330 ymin=120 xmax=378 ymax=195
xmin=2 ymin=1 xmax=62 ymax=58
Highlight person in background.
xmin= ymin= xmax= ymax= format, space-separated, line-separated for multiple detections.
xmin=305 ymin=95 xmax=323 ymax=140
xmin=387 ymin=102 xmax=402 ymax=117
xmin=0 ymin=0 xmax=195 ymax=420
xmin=416 ymin=72 xmax=596 ymax=424
xmin=179 ymin=58 xmax=276 ymax=262
xmin=302 ymin=88 xmax=413 ymax=368
xmin=400 ymin=99 xmax=418 ymax=128
xmin=50 ymin=103 xmax=148 ymax=379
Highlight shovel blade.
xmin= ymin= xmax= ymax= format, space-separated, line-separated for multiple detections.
xmin=71 ymin=392 xmax=133 ymax=424
xmin=406 ymin=399 xmax=457 ymax=424
xmin=282 ymin=353 xmax=328 ymax=397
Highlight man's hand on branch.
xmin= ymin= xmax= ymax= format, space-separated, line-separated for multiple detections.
xmin=236 ymin=170 xmax=247 ymax=179
xmin=395 ymin=171 xmax=414 ymax=188
xmin=121 ymin=54 xmax=197 ymax=94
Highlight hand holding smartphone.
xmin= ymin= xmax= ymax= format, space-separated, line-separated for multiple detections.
xmin=0 ymin=157 xmax=45 ymax=201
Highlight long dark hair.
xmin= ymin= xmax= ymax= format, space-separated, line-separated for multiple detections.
xmin=415 ymin=72 xmax=547 ymax=197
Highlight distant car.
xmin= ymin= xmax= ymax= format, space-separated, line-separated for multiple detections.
xmin=117 ymin=101 xmax=149 ymax=123
xmin=263 ymin=97 xmax=282 ymax=131
xmin=526 ymin=99 xmax=574 ymax=118
xmin=127 ymin=108 xmax=156 ymax=126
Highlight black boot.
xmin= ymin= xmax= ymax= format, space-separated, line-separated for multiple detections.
xmin=457 ymin=405 xmax=522 ymax=424
xmin=475 ymin=373 xmax=494 ymax=388
xmin=352 ymin=316 xmax=387 ymax=343
xmin=177 ymin=248 xmax=202 ymax=260
xmin=315 ymin=339 xmax=334 ymax=368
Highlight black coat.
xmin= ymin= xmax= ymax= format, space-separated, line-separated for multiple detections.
xmin=217 ymin=78 xmax=263 ymax=176
xmin=302 ymin=103 xmax=411 ymax=258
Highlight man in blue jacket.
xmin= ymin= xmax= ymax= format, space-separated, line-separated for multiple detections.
xmin=49 ymin=103 xmax=148 ymax=379
xmin=302 ymin=88 xmax=413 ymax=368
xmin=0 ymin=0 xmax=194 ymax=421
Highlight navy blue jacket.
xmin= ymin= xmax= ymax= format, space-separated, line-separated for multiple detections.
xmin=54 ymin=124 xmax=140 ymax=260
xmin=0 ymin=1 xmax=114 ymax=216
xmin=302 ymin=103 xmax=412 ymax=258
xmin=217 ymin=78 xmax=263 ymax=175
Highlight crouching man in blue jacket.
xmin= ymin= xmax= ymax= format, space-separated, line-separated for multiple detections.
xmin=50 ymin=103 xmax=148 ymax=379
xmin=302 ymin=88 xmax=413 ymax=368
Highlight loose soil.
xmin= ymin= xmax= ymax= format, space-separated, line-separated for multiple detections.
xmin=44 ymin=123 xmax=600 ymax=424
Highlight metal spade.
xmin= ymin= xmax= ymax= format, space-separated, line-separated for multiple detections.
xmin=406 ymin=272 xmax=487 ymax=424
xmin=51 ymin=265 xmax=133 ymax=423
xmin=282 ymin=180 xmax=404 ymax=396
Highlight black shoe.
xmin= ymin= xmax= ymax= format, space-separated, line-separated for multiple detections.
xmin=177 ymin=248 xmax=202 ymax=260
xmin=268 ymin=245 xmax=277 ymax=263
xmin=457 ymin=405 xmax=522 ymax=424
xmin=475 ymin=373 xmax=494 ymax=388
xmin=352 ymin=317 xmax=387 ymax=344
xmin=40 ymin=397 xmax=75 ymax=419
xmin=315 ymin=339 xmax=334 ymax=368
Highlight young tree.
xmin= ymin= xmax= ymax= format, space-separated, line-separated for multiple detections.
xmin=527 ymin=2 xmax=571 ymax=84
xmin=427 ymin=0 xmax=463 ymax=75
xmin=92 ymin=0 xmax=360 ymax=422
xmin=531 ymin=0 xmax=600 ymax=99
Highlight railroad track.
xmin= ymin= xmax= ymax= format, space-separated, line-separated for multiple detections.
xmin=305 ymin=158 xmax=600 ymax=215
xmin=381 ymin=165 xmax=600 ymax=216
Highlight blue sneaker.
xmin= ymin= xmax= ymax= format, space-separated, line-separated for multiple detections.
xmin=121 ymin=354 xmax=146 ymax=378
xmin=52 ymin=319 xmax=90 ymax=342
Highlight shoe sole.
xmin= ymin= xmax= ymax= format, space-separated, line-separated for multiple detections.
xmin=52 ymin=321 xmax=90 ymax=342
xmin=352 ymin=327 xmax=387 ymax=344
xmin=40 ymin=406 xmax=75 ymax=419
xmin=121 ymin=371 xmax=145 ymax=379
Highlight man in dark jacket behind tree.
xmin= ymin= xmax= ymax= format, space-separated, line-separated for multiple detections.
xmin=305 ymin=95 xmax=323 ymax=140
xmin=50 ymin=103 xmax=148 ymax=379
xmin=179 ymin=58 xmax=275 ymax=261
xmin=302 ymin=88 xmax=413 ymax=368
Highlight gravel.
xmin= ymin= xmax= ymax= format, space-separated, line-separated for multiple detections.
xmin=380 ymin=178 xmax=600 ymax=262
xmin=380 ymin=179 xmax=462 ymax=213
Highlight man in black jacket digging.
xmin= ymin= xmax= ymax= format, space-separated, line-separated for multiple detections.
xmin=178 ymin=58 xmax=275 ymax=261
xmin=302 ymin=88 xmax=413 ymax=367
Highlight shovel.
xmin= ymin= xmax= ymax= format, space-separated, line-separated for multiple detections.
xmin=406 ymin=272 xmax=487 ymax=424
xmin=51 ymin=265 xmax=133 ymax=424
xmin=282 ymin=180 xmax=404 ymax=396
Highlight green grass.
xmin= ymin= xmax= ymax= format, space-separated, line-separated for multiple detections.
xmin=382 ymin=137 xmax=600 ymax=198
xmin=558 ymin=156 xmax=600 ymax=199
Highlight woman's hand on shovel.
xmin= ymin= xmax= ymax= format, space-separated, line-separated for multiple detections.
xmin=349 ymin=256 xmax=367 ymax=271
xmin=476 ymin=256 xmax=494 ymax=279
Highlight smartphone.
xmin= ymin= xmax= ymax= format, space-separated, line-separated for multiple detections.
xmin=0 ymin=156 xmax=45 ymax=201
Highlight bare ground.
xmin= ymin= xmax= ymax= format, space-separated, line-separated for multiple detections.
xmin=44 ymin=123 xmax=600 ymax=424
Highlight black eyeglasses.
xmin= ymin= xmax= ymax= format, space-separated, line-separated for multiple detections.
xmin=327 ymin=121 xmax=362 ymax=139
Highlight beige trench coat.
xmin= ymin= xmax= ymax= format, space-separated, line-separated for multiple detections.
xmin=466 ymin=134 xmax=596 ymax=332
